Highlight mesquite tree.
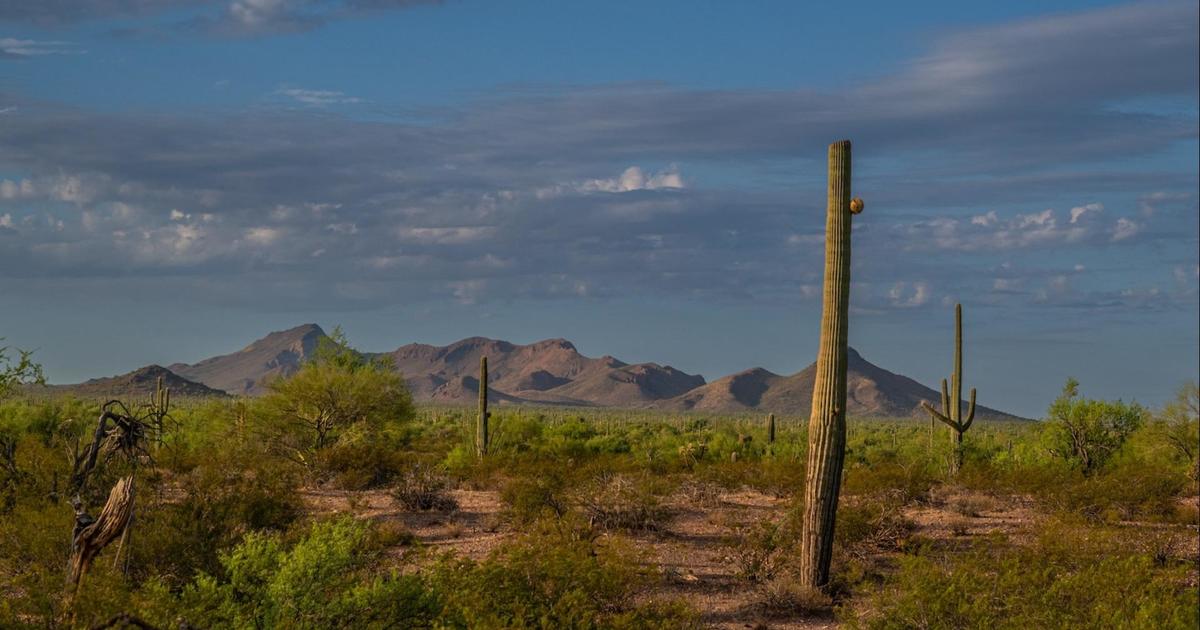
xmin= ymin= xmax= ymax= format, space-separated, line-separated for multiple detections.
xmin=920 ymin=303 xmax=977 ymax=475
xmin=799 ymin=139 xmax=862 ymax=590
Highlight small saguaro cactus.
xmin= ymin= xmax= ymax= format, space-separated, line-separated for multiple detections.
xmin=921 ymin=303 xmax=977 ymax=475
xmin=476 ymin=356 xmax=490 ymax=458
xmin=767 ymin=413 xmax=776 ymax=444
xmin=799 ymin=139 xmax=862 ymax=590
xmin=152 ymin=374 xmax=170 ymax=448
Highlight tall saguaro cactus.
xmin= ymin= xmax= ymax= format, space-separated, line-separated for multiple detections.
xmin=799 ymin=139 xmax=862 ymax=590
xmin=767 ymin=413 xmax=776 ymax=444
xmin=476 ymin=356 xmax=490 ymax=458
xmin=921 ymin=303 xmax=977 ymax=474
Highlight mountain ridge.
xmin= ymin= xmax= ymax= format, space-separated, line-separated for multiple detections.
xmin=50 ymin=324 xmax=1027 ymax=420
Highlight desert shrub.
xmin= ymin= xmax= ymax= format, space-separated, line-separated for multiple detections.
xmin=835 ymin=493 xmax=914 ymax=559
xmin=845 ymin=521 xmax=1199 ymax=629
xmin=132 ymin=445 xmax=303 ymax=584
xmin=575 ymin=472 xmax=671 ymax=532
xmin=841 ymin=459 xmax=936 ymax=503
xmin=0 ymin=338 xmax=43 ymax=399
xmin=1152 ymin=381 xmax=1199 ymax=484
xmin=314 ymin=435 xmax=409 ymax=489
xmin=500 ymin=467 xmax=572 ymax=524
xmin=0 ymin=498 xmax=76 ymax=625
xmin=1033 ymin=463 xmax=1188 ymax=522
xmin=429 ymin=518 xmax=696 ymax=628
xmin=678 ymin=479 xmax=723 ymax=507
xmin=1041 ymin=378 xmax=1146 ymax=475
xmin=947 ymin=492 xmax=997 ymax=518
xmin=727 ymin=510 xmax=801 ymax=583
xmin=757 ymin=575 xmax=833 ymax=617
xmin=142 ymin=516 xmax=439 ymax=629
xmin=392 ymin=463 xmax=458 ymax=512
xmin=747 ymin=457 xmax=806 ymax=498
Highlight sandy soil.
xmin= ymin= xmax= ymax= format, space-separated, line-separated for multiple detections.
xmin=300 ymin=485 xmax=1199 ymax=629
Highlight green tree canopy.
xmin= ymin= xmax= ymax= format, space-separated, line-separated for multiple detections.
xmin=1042 ymin=378 xmax=1146 ymax=475
xmin=0 ymin=338 xmax=44 ymax=400
xmin=261 ymin=327 xmax=412 ymax=462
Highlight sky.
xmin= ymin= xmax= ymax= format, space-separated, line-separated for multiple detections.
xmin=0 ymin=0 xmax=1197 ymax=418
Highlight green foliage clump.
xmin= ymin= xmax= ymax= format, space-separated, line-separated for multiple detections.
xmin=260 ymin=327 xmax=414 ymax=467
xmin=134 ymin=443 xmax=304 ymax=583
xmin=143 ymin=516 xmax=438 ymax=629
xmin=0 ymin=338 xmax=44 ymax=400
xmin=500 ymin=467 xmax=572 ymax=524
xmin=430 ymin=518 xmax=696 ymax=628
xmin=845 ymin=520 xmax=1199 ymax=629
xmin=1041 ymin=378 xmax=1146 ymax=475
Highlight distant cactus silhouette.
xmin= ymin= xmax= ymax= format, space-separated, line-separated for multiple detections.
xmin=921 ymin=303 xmax=977 ymax=475
xmin=152 ymin=374 xmax=170 ymax=448
xmin=767 ymin=413 xmax=776 ymax=444
xmin=477 ymin=356 xmax=490 ymax=457
xmin=799 ymin=139 xmax=860 ymax=590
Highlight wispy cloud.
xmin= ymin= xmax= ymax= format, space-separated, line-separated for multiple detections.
xmin=0 ymin=0 xmax=442 ymax=36
xmin=276 ymin=87 xmax=363 ymax=106
xmin=0 ymin=37 xmax=81 ymax=58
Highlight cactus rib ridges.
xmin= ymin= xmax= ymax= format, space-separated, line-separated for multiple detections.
xmin=799 ymin=139 xmax=856 ymax=589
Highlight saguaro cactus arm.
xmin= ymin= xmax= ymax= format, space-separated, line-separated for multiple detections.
xmin=962 ymin=388 xmax=977 ymax=431
xmin=921 ymin=400 xmax=957 ymax=429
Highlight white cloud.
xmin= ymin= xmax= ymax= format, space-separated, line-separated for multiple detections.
xmin=971 ymin=211 xmax=998 ymax=226
xmin=992 ymin=278 xmax=1021 ymax=291
xmin=1111 ymin=217 xmax=1140 ymax=241
xmin=888 ymin=281 xmax=932 ymax=307
xmin=903 ymin=204 xmax=1135 ymax=251
xmin=1138 ymin=191 xmax=1192 ymax=216
xmin=449 ymin=279 xmax=486 ymax=304
xmin=1069 ymin=202 xmax=1102 ymax=223
xmin=0 ymin=178 xmax=34 ymax=199
xmin=0 ymin=37 xmax=80 ymax=57
xmin=244 ymin=226 xmax=281 ymax=245
xmin=277 ymin=88 xmax=363 ymax=106
xmin=578 ymin=166 xmax=685 ymax=193
xmin=396 ymin=226 xmax=494 ymax=245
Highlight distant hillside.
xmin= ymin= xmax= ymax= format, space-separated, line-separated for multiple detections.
xmin=68 ymin=324 xmax=1027 ymax=419
xmin=384 ymin=336 xmax=704 ymax=407
xmin=45 ymin=365 xmax=227 ymax=400
xmin=170 ymin=323 xmax=326 ymax=396
xmin=660 ymin=348 xmax=1021 ymax=420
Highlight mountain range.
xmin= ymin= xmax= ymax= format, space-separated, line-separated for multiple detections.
xmin=50 ymin=324 xmax=1024 ymax=419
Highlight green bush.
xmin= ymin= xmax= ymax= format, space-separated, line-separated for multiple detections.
xmin=845 ymin=521 xmax=1199 ymax=629
xmin=429 ymin=518 xmax=696 ymax=628
xmin=501 ymin=467 xmax=572 ymax=524
xmin=143 ymin=516 xmax=438 ymax=629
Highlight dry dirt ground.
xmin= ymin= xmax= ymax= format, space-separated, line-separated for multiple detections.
xmin=300 ymin=486 xmax=1200 ymax=629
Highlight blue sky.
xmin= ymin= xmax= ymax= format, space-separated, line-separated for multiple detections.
xmin=1 ymin=0 xmax=1196 ymax=417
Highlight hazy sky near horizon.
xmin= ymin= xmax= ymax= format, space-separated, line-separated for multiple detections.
xmin=1 ymin=0 xmax=1197 ymax=417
